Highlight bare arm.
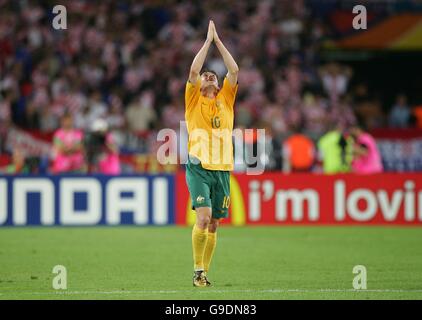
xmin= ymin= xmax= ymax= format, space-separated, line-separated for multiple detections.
xmin=189 ymin=21 xmax=214 ymax=83
xmin=213 ymin=26 xmax=239 ymax=86
xmin=353 ymin=144 xmax=368 ymax=158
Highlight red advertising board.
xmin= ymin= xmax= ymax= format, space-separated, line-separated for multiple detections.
xmin=175 ymin=172 xmax=422 ymax=225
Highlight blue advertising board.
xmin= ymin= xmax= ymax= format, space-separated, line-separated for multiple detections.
xmin=0 ymin=175 xmax=175 ymax=226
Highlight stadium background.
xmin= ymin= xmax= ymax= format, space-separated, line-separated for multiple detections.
xmin=1 ymin=0 xmax=422 ymax=299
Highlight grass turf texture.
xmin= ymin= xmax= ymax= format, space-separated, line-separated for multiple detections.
xmin=0 ymin=226 xmax=422 ymax=300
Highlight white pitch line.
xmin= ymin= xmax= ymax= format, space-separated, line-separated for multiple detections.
xmin=1 ymin=288 xmax=422 ymax=296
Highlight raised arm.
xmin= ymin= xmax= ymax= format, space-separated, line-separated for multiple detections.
xmin=213 ymin=25 xmax=239 ymax=86
xmin=189 ymin=21 xmax=214 ymax=84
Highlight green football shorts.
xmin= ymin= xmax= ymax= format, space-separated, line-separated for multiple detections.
xmin=186 ymin=157 xmax=231 ymax=219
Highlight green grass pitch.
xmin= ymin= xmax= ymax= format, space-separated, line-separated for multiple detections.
xmin=1 ymin=226 xmax=422 ymax=300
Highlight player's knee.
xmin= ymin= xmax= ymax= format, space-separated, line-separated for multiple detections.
xmin=208 ymin=220 xmax=219 ymax=233
xmin=197 ymin=217 xmax=210 ymax=229
xmin=196 ymin=208 xmax=211 ymax=228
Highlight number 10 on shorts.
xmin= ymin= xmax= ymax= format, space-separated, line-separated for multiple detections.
xmin=222 ymin=196 xmax=230 ymax=209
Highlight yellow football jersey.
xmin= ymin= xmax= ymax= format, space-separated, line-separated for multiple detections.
xmin=185 ymin=77 xmax=238 ymax=171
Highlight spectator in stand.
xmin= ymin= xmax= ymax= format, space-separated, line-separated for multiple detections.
xmin=0 ymin=148 xmax=28 ymax=174
xmin=389 ymin=94 xmax=411 ymax=128
xmin=0 ymin=1 xmax=419 ymax=173
xmin=162 ymin=96 xmax=185 ymax=131
xmin=87 ymin=119 xmax=121 ymax=175
xmin=349 ymin=126 xmax=383 ymax=174
xmin=330 ymin=94 xmax=357 ymax=131
xmin=282 ymin=126 xmax=315 ymax=172
xmin=106 ymin=103 xmax=125 ymax=132
xmin=74 ymin=90 xmax=106 ymax=131
xmin=0 ymin=91 xmax=12 ymax=126
xmin=39 ymin=106 xmax=59 ymax=132
xmin=319 ymin=62 xmax=352 ymax=106
xmin=51 ymin=112 xmax=85 ymax=173
xmin=302 ymin=92 xmax=328 ymax=138
xmin=412 ymin=104 xmax=422 ymax=129
xmin=0 ymin=92 xmax=12 ymax=153
xmin=353 ymin=84 xmax=385 ymax=129
xmin=125 ymin=91 xmax=157 ymax=132
xmin=317 ymin=125 xmax=353 ymax=174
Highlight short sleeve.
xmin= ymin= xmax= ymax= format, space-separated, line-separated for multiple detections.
xmin=220 ymin=77 xmax=238 ymax=108
xmin=185 ymin=78 xmax=201 ymax=111
xmin=53 ymin=131 xmax=62 ymax=146
xmin=106 ymin=132 xmax=114 ymax=144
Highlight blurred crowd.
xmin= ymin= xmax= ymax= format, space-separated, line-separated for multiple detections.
xmin=0 ymin=0 xmax=420 ymax=174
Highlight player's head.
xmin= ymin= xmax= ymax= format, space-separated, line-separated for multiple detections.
xmin=12 ymin=148 xmax=25 ymax=165
xmin=349 ymin=125 xmax=364 ymax=140
xmin=61 ymin=111 xmax=73 ymax=129
xmin=200 ymin=69 xmax=219 ymax=93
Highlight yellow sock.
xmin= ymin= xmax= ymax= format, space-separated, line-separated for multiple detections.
xmin=204 ymin=232 xmax=217 ymax=273
xmin=192 ymin=224 xmax=208 ymax=271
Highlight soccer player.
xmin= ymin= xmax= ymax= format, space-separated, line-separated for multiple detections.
xmin=185 ymin=20 xmax=239 ymax=287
